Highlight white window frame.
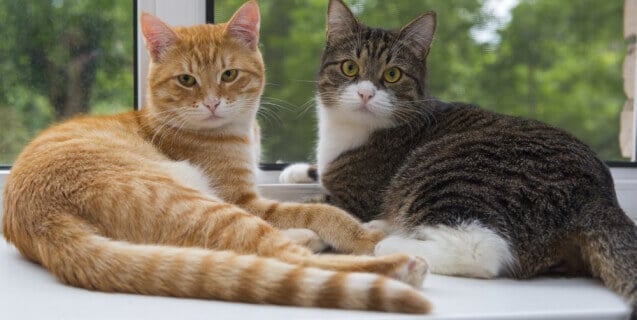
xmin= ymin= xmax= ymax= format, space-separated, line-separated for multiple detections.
xmin=136 ymin=0 xmax=207 ymax=109
xmin=633 ymin=48 xmax=637 ymax=161
xmin=0 ymin=1 xmax=636 ymax=227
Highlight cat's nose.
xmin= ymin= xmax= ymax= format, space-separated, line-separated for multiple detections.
xmin=205 ymin=102 xmax=219 ymax=111
xmin=204 ymin=100 xmax=220 ymax=112
xmin=358 ymin=89 xmax=375 ymax=104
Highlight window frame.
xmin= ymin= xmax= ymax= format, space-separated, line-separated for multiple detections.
xmin=136 ymin=0 xmax=208 ymax=109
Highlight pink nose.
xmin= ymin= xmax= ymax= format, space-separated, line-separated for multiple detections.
xmin=205 ymin=101 xmax=220 ymax=112
xmin=358 ymin=89 xmax=375 ymax=103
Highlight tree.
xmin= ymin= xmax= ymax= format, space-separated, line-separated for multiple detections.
xmin=0 ymin=0 xmax=133 ymax=164
xmin=481 ymin=0 xmax=624 ymax=159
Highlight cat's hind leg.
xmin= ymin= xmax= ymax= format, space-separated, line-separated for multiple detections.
xmin=374 ymin=222 xmax=514 ymax=279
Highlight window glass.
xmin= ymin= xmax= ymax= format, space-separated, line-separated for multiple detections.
xmin=216 ymin=0 xmax=627 ymax=162
xmin=0 ymin=0 xmax=134 ymax=165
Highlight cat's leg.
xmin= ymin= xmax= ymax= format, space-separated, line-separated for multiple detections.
xmin=280 ymin=228 xmax=329 ymax=253
xmin=236 ymin=197 xmax=385 ymax=255
xmin=91 ymin=171 xmax=425 ymax=285
xmin=374 ymin=222 xmax=514 ymax=279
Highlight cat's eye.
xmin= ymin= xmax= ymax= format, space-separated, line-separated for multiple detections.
xmin=177 ymin=74 xmax=197 ymax=87
xmin=221 ymin=69 xmax=239 ymax=82
xmin=383 ymin=67 xmax=402 ymax=83
xmin=341 ymin=60 xmax=359 ymax=77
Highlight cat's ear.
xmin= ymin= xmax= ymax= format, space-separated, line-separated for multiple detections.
xmin=225 ymin=0 xmax=260 ymax=50
xmin=326 ymin=0 xmax=359 ymax=42
xmin=398 ymin=12 xmax=437 ymax=61
xmin=140 ymin=12 xmax=178 ymax=62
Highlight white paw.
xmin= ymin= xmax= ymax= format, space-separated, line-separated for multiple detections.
xmin=279 ymin=163 xmax=315 ymax=184
xmin=363 ymin=219 xmax=396 ymax=234
xmin=374 ymin=236 xmax=403 ymax=257
xmin=281 ymin=228 xmax=329 ymax=253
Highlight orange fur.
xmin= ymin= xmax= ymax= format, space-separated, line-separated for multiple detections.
xmin=2 ymin=1 xmax=430 ymax=313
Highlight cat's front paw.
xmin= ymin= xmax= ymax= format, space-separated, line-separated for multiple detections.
xmin=281 ymin=228 xmax=329 ymax=253
xmin=279 ymin=163 xmax=315 ymax=183
xmin=351 ymin=229 xmax=387 ymax=255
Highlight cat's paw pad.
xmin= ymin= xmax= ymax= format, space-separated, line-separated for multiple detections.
xmin=281 ymin=228 xmax=329 ymax=253
xmin=279 ymin=163 xmax=315 ymax=184
xmin=391 ymin=255 xmax=429 ymax=288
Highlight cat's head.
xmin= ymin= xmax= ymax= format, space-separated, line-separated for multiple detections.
xmin=317 ymin=0 xmax=436 ymax=129
xmin=141 ymin=1 xmax=263 ymax=132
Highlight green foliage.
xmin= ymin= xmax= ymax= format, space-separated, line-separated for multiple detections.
xmin=0 ymin=0 xmax=133 ymax=164
xmin=479 ymin=0 xmax=624 ymax=160
xmin=217 ymin=0 xmax=626 ymax=162
xmin=0 ymin=0 xmax=626 ymax=164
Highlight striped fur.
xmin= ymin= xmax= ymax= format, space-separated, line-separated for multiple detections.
xmin=2 ymin=2 xmax=431 ymax=313
xmin=283 ymin=0 xmax=636 ymax=315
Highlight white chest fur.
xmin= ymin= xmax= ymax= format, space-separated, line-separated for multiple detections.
xmin=316 ymin=103 xmax=375 ymax=176
xmin=158 ymin=160 xmax=217 ymax=197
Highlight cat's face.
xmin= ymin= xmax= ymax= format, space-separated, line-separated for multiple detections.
xmin=141 ymin=1 xmax=263 ymax=131
xmin=317 ymin=0 xmax=436 ymax=128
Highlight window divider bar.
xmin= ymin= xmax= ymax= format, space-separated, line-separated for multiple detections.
xmin=633 ymin=44 xmax=637 ymax=161
xmin=206 ymin=0 xmax=214 ymax=23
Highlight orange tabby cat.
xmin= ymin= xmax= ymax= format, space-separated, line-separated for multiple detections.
xmin=2 ymin=1 xmax=430 ymax=314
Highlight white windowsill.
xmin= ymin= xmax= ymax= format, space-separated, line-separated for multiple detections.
xmin=0 ymin=240 xmax=630 ymax=320
xmin=0 ymin=167 xmax=634 ymax=319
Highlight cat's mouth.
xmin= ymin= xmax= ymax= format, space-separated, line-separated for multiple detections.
xmin=355 ymin=104 xmax=373 ymax=113
xmin=204 ymin=114 xmax=224 ymax=121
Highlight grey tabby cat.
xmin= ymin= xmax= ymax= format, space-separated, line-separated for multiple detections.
xmin=281 ymin=0 xmax=637 ymax=316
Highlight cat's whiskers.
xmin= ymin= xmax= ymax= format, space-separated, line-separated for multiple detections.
xmin=148 ymin=111 xmax=180 ymax=146
xmin=148 ymin=107 xmax=197 ymax=146
xmin=255 ymin=105 xmax=283 ymax=126
xmin=292 ymin=79 xmax=319 ymax=84
xmin=394 ymin=99 xmax=438 ymax=127
xmin=264 ymin=82 xmax=282 ymax=88
xmin=296 ymin=98 xmax=318 ymax=119
xmin=261 ymin=96 xmax=296 ymax=111
xmin=315 ymin=91 xmax=342 ymax=106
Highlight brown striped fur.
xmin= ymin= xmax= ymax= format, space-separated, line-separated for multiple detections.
xmin=2 ymin=2 xmax=430 ymax=313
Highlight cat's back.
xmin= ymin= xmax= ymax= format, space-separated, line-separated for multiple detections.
xmin=421 ymin=103 xmax=608 ymax=177
xmin=10 ymin=112 xmax=156 ymax=179
xmin=387 ymin=103 xmax=615 ymax=227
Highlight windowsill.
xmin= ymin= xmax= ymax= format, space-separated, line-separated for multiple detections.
xmin=0 ymin=240 xmax=630 ymax=320
xmin=257 ymin=168 xmax=637 ymax=221
xmin=0 ymin=168 xmax=634 ymax=319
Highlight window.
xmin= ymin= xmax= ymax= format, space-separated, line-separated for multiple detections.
xmin=0 ymin=0 xmax=134 ymax=166
xmin=1 ymin=0 xmax=634 ymax=165
xmin=213 ymin=0 xmax=635 ymax=163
